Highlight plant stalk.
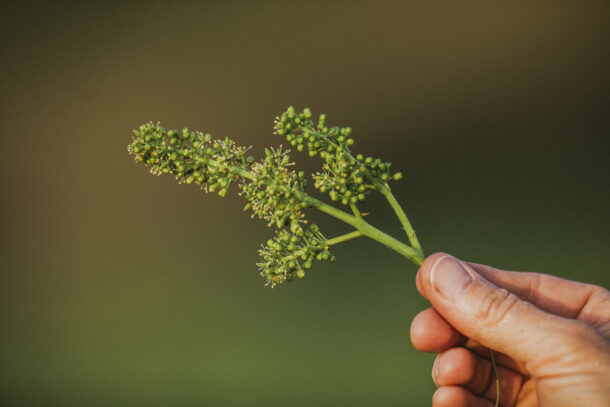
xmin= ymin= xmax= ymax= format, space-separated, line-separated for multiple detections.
xmin=227 ymin=163 xmax=424 ymax=266
xmin=281 ymin=230 xmax=363 ymax=263
xmin=299 ymin=192 xmax=424 ymax=266
xmin=375 ymin=183 xmax=423 ymax=256
xmin=324 ymin=230 xmax=363 ymax=246
xmin=337 ymin=147 xmax=423 ymax=256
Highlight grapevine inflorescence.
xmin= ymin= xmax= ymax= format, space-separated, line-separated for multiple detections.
xmin=128 ymin=107 xmax=423 ymax=287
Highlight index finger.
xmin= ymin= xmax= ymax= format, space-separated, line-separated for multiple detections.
xmin=466 ymin=262 xmax=610 ymax=332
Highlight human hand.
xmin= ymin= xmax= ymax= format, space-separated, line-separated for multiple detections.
xmin=410 ymin=253 xmax=610 ymax=406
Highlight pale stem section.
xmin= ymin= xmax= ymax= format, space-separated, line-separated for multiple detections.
xmin=324 ymin=230 xmax=363 ymax=246
xmin=281 ymin=230 xmax=363 ymax=263
xmin=375 ymin=182 xmax=423 ymax=256
xmin=349 ymin=203 xmax=362 ymax=219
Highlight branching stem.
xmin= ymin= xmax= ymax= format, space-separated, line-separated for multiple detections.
xmin=349 ymin=203 xmax=362 ymax=219
xmin=375 ymin=182 xmax=423 ymax=256
xmin=281 ymin=230 xmax=363 ymax=263
xmin=227 ymin=162 xmax=424 ymax=266
xmin=336 ymin=147 xmax=423 ymax=255
xmin=324 ymin=230 xmax=363 ymax=246
xmin=304 ymin=193 xmax=423 ymax=265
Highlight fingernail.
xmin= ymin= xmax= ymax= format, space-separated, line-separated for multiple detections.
xmin=429 ymin=255 xmax=474 ymax=300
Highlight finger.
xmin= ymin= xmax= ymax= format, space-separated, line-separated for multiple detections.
xmin=433 ymin=347 xmax=524 ymax=406
xmin=410 ymin=307 xmax=527 ymax=373
xmin=432 ymin=347 xmax=487 ymax=390
xmin=410 ymin=309 xmax=528 ymax=374
xmin=466 ymin=261 xmax=610 ymax=331
xmin=410 ymin=307 xmax=465 ymax=352
xmin=432 ymin=385 xmax=493 ymax=407
xmin=416 ymin=253 xmax=602 ymax=373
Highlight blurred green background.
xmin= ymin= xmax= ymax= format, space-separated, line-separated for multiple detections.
xmin=1 ymin=2 xmax=609 ymax=406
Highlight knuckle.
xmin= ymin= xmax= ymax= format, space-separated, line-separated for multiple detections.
xmin=523 ymin=272 xmax=542 ymax=303
xmin=474 ymin=287 xmax=522 ymax=326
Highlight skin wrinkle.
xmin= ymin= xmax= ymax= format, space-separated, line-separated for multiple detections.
xmin=466 ymin=263 xmax=607 ymax=325
xmin=456 ymin=288 xmax=544 ymax=365
xmin=515 ymin=378 xmax=537 ymax=406
xmin=575 ymin=288 xmax=610 ymax=329
xmin=467 ymin=286 xmax=520 ymax=328
xmin=523 ymin=272 xmax=542 ymax=305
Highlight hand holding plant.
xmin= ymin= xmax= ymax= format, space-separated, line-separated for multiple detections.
xmin=411 ymin=253 xmax=610 ymax=406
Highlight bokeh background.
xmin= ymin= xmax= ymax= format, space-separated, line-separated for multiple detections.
xmin=1 ymin=2 xmax=609 ymax=406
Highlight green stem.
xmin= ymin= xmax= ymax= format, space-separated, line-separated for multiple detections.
xmin=324 ymin=230 xmax=363 ymax=246
xmin=226 ymin=162 xmax=257 ymax=181
xmin=335 ymin=146 xmax=422 ymax=256
xmin=282 ymin=230 xmax=363 ymax=262
xmin=376 ymin=182 xmax=423 ymax=256
xmin=299 ymin=192 xmax=423 ymax=266
xmin=227 ymin=163 xmax=424 ymax=266
xmin=349 ymin=203 xmax=362 ymax=219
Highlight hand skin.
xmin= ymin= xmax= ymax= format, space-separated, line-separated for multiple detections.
xmin=410 ymin=253 xmax=610 ymax=407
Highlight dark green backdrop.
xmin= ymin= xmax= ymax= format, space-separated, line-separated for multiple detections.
xmin=1 ymin=2 xmax=608 ymax=406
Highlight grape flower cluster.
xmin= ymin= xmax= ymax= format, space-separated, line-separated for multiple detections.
xmin=128 ymin=108 xmax=420 ymax=287
xmin=127 ymin=123 xmax=250 ymax=197
xmin=274 ymin=107 xmax=403 ymax=206
xmin=240 ymin=147 xmax=307 ymax=235
xmin=257 ymin=224 xmax=334 ymax=286
xmin=128 ymin=119 xmax=336 ymax=286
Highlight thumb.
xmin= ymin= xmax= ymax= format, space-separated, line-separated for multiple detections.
xmin=417 ymin=253 xmax=598 ymax=372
